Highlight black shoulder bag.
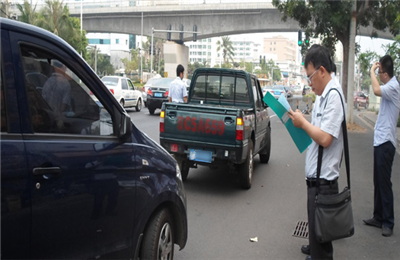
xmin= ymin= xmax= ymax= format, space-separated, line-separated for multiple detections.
xmin=314 ymin=88 xmax=355 ymax=243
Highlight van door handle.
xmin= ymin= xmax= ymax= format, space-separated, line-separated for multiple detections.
xmin=167 ymin=111 xmax=177 ymax=118
xmin=224 ymin=117 xmax=235 ymax=124
xmin=33 ymin=167 xmax=61 ymax=176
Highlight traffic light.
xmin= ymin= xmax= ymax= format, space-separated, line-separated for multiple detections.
xmin=263 ymin=56 xmax=266 ymax=64
xmin=260 ymin=55 xmax=262 ymax=64
xmin=179 ymin=24 xmax=184 ymax=42
xmin=298 ymin=30 xmax=302 ymax=46
xmin=193 ymin=25 xmax=197 ymax=42
xmin=149 ymin=46 xmax=151 ymax=54
xmin=167 ymin=24 xmax=171 ymax=41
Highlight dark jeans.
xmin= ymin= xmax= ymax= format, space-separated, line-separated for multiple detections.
xmin=374 ymin=141 xmax=396 ymax=229
xmin=307 ymin=181 xmax=339 ymax=260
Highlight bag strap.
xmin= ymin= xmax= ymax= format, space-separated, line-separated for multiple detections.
xmin=316 ymin=88 xmax=350 ymax=193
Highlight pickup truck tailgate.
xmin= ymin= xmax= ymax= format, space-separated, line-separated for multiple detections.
xmin=162 ymin=103 xmax=239 ymax=146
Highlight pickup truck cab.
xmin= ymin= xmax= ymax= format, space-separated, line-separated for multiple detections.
xmin=1 ymin=18 xmax=187 ymax=259
xmin=160 ymin=68 xmax=271 ymax=189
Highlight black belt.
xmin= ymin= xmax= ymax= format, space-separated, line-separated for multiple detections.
xmin=306 ymin=178 xmax=337 ymax=187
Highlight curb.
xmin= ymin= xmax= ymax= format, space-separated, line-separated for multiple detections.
xmin=358 ymin=113 xmax=375 ymax=128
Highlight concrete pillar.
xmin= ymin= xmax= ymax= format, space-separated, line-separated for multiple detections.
xmin=163 ymin=42 xmax=189 ymax=79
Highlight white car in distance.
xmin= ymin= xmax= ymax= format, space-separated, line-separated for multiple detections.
xmin=101 ymin=76 xmax=143 ymax=111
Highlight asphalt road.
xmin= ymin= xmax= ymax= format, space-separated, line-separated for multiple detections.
xmin=126 ymin=102 xmax=400 ymax=260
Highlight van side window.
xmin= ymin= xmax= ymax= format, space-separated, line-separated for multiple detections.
xmin=1 ymin=67 xmax=7 ymax=132
xmin=20 ymin=44 xmax=114 ymax=136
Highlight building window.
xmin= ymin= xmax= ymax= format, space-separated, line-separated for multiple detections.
xmin=270 ymin=42 xmax=272 ymax=45
xmin=203 ymin=52 xmax=206 ymax=55
xmin=126 ymin=40 xmax=128 ymax=45
xmin=270 ymin=48 xmax=272 ymax=51
xmin=274 ymin=48 xmax=276 ymax=51
xmin=208 ymin=45 xmax=211 ymax=49
xmin=208 ymin=52 xmax=211 ymax=56
xmin=274 ymin=42 xmax=276 ymax=45
xmin=208 ymin=39 xmax=211 ymax=42
xmin=116 ymin=39 xmax=119 ymax=44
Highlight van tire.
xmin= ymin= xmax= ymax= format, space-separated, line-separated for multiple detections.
xmin=140 ymin=209 xmax=174 ymax=260
xmin=239 ymin=140 xmax=253 ymax=189
xmin=259 ymin=126 xmax=271 ymax=163
xmin=135 ymin=99 xmax=142 ymax=112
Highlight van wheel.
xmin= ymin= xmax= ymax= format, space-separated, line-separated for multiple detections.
xmin=173 ymin=155 xmax=189 ymax=181
xmin=259 ymin=126 xmax=271 ymax=163
xmin=135 ymin=99 xmax=142 ymax=112
xmin=120 ymin=100 xmax=124 ymax=108
xmin=149 ymin=107 xmax=155 ymax=115
xmin=239 ymin=140 xmax=253 ymax=189
xmin=140 ymin=209 xmax=174 ymax=260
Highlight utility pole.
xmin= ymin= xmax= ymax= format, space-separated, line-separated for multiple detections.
xmin=347 ymin=0 xmax=357 ymax=124
xmin=140 ymin=12 xmax=143 ymax=82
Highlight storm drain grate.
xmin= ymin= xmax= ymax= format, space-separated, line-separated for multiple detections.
xmin=292 ymin=220 xmax=309 ymax=239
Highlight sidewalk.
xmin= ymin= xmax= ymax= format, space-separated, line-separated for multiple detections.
xmin=359 ymin=111 xmax=400 ymax=151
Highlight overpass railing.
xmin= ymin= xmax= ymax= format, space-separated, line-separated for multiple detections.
xmin=8 ymin=0 xmax=273 ymax=12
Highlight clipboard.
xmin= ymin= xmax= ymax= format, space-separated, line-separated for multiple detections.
xmin=263 ymin=92 xmax=312 ymax=153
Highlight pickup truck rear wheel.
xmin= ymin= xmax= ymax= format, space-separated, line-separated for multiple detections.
xmin=173 ymin=155 xmax=189 ymax=181
xmin=239 ymin=140 xmax=254 ymax=189
xmin=259 ymin=126 xmax=271 ymax=163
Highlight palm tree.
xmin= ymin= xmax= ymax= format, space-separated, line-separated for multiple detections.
xmin=36 ymin=0 xmax=74 ymax=37
xmin=216 ymin=36 xmax=235 ymax=64
xmin=16 ymin=1 xmax=38 ymax=24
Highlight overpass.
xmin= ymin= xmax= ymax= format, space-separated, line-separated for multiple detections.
xmin=7 ymin=0 xmax=393 ymax=41
xmin=65 ymin=1 xmax=395 ymax=41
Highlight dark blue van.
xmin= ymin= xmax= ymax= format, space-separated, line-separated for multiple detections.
xmin=1 ymin=18 xmax=187 ymax=259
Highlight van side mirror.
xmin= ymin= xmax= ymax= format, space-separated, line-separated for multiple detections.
xmin=114 ymin=106 xmax=132 ymax=140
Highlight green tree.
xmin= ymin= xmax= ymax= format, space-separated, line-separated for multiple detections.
xmin=272 ymin=0 xmax=400 ymax=101
xmin=121 ymin=49 xmax=140 ymax=74
xmin=383 ymin=35 xmax=400 ymax=77
xmin=86 ymin=48 xmax=114 ymax=76
xmin=216 ymin=36 xmax=235 ymax=64
xmin=357 ymin=51 xmax=379 ymax=91
xmin=16 ymin=1 xmax=38 ymax=24
xmin=244 ymin=62 xmax=254 ymax=74
xmin=36 ymin=0 xmax=85 ymax=53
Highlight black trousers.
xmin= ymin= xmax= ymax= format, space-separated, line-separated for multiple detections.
xmin=374 ymin=141 xmax=396 ymax=229
xmin=307 ymin=181 xmax=338 ymax=260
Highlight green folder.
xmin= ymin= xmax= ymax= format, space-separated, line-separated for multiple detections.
xmin=263 ymin=92 xmax=312 ymax=153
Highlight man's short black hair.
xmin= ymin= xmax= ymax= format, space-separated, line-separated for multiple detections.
xmin=380 ymin=55 xmax=394 ymax=78
xmin=176 ymin=64 xmax=185 ymax=77
xmin=304 ymin=44 xmax=332 ymax=73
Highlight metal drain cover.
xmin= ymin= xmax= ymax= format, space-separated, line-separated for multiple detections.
xmin=292 ymin=220 xmax=309 ymax=239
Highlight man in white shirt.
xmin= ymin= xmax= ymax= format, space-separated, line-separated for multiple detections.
xmin=363 ymin=55 xmax=400 ymax=237
xmin=168 ymin=64 xmax=187 ymax=103
xmin=288 ymin=44 xmax=345 ymax=260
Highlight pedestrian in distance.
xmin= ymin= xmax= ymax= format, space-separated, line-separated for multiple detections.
xmin=288 ymin=44 xmax=346 ymax=260
xmin=363 ymin=55 xmax=400 ymax=237
xmin=168 ymin=64 xmax=188 ymax=103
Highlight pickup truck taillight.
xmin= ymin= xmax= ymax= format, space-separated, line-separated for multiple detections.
xmin=236 ymin=117 xmax=243 ymax=140
xmin=164 ymin=91 xmax=169 ymax=97
xmin=147 ymin=89 xmax=153 ymax=96
xmin=160 ymin=110 xmax=165 ymax=133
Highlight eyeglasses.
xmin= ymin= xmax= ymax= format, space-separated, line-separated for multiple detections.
xmin=305 ymin=67 xmax=320 ymax=85
xmin=378 ymin=70 xmax=386 ymax=74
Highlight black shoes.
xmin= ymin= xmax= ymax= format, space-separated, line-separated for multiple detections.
xmin=305 ymin=255 xmax=312 ymax=260
xmin=301 ymin=245 xmax=310 ymax=255
xmin=364 ymin=217 xmax=393 ymax=237
xmin=382 ymin=226 xmax=393 ymax=237
xmin=363 ymin=217 xmax=382 ymax=228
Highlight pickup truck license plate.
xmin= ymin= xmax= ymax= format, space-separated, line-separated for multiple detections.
xmin=154 ymin=92 xmax=163 ymax=97
xmin=189 ymin=149 xmax=212 ymax=163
